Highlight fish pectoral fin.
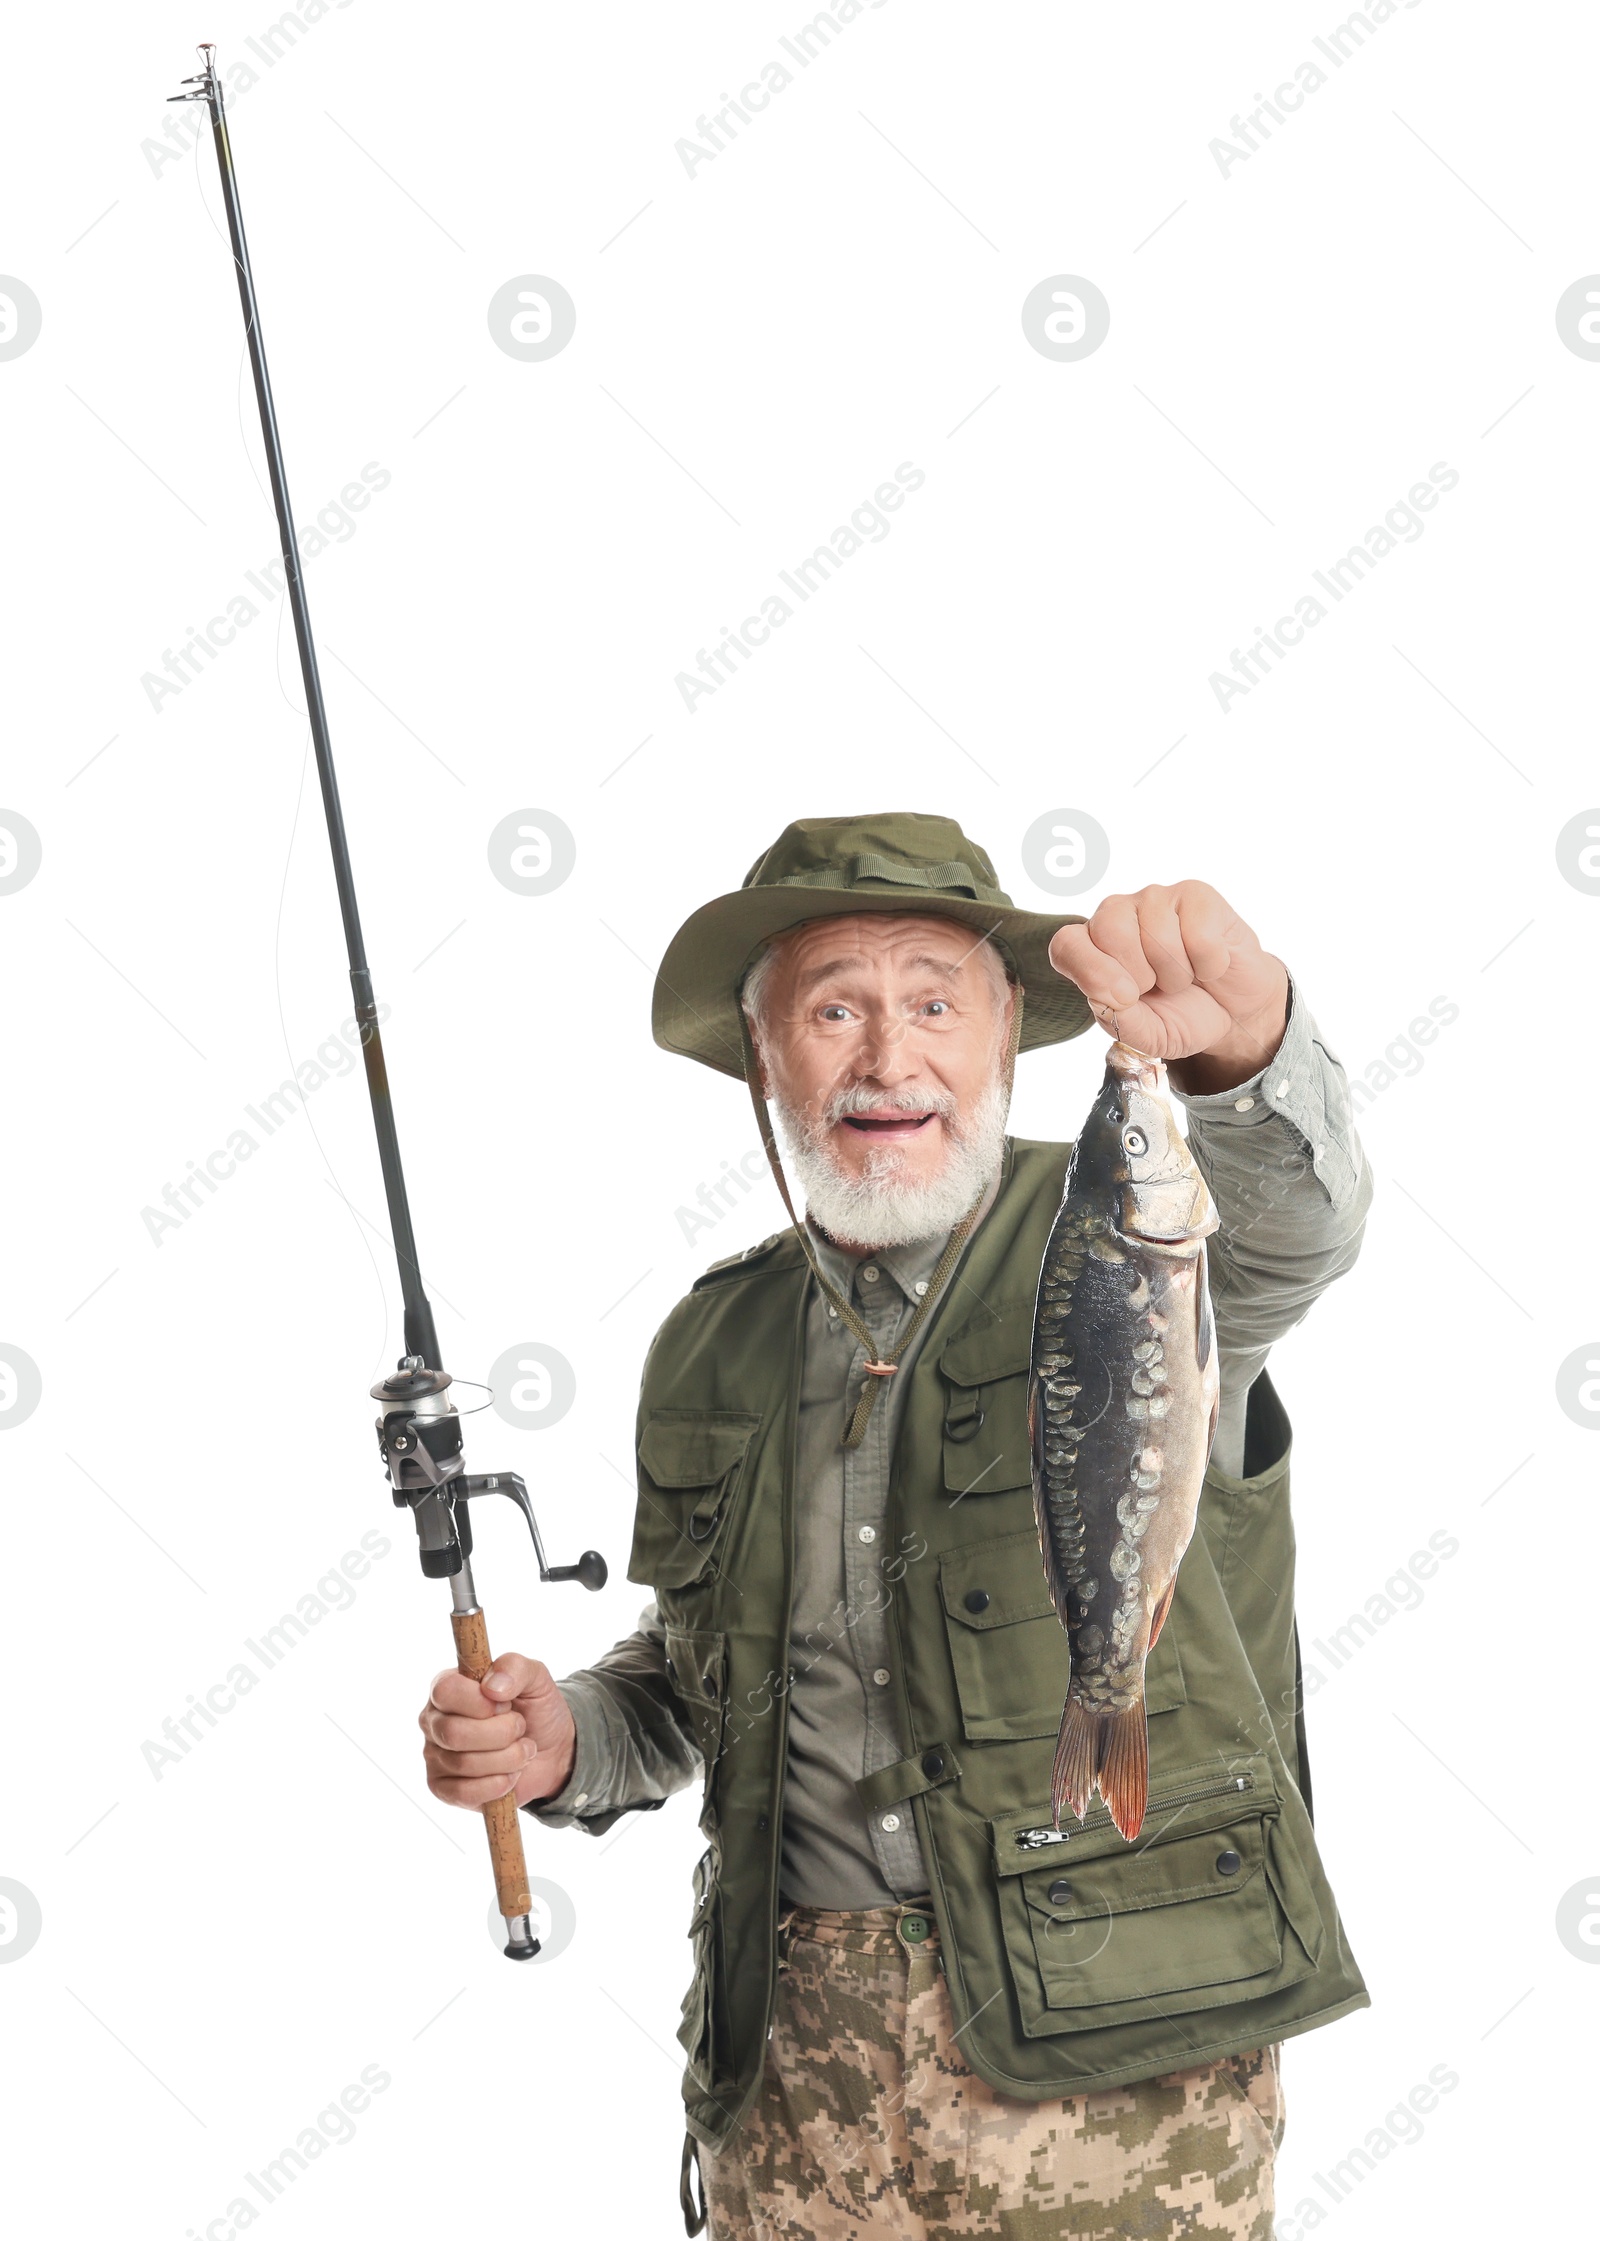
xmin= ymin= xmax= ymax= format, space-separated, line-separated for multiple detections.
xmin=1147 ymin=1576 xmax=1177 ymax=1652
xmin=1195 ymin=1239 xmax=1215 ymax=1374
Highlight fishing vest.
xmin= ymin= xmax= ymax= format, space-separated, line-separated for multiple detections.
xmin=629 ymin=1136 xmax=1369 ymax=2163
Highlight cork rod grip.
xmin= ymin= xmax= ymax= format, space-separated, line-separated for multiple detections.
xmin=452 ymin=1605 xmax=533 ymax=1921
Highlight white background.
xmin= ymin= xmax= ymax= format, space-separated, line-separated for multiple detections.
xmin=3 ymin=2 xmax=1595 ymax=2234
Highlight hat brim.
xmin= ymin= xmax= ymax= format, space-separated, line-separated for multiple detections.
xmin=653 ymin=888 xmax=1096 ymax=1079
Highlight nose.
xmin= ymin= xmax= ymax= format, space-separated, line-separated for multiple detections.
xmin=845 ymin=1007 xmax=916 ymax=1084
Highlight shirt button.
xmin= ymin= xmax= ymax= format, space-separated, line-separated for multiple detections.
xmin=915 ymin=1280 xmax=928 ymax=1296
xmin=880 ymin=1812 xmax=901 ymax=1833
xmin=1271 ymin=1080 xmax=1289 ymax=1099
xmin=1233 ymin=1096 xmax=1254 ymax=1112
xmin=572 ymin=1792 xmax=589 ymax=1810
xmin=858 ymin=1525 xmax=877 ymax=1544
xmin=827 ymin=1305 xmax=839 ymax=1319
xmin=872 ymin=1668 xmax=891 ymax=1686
xmin=861 ymin=1266 xmax=880 ymax=1283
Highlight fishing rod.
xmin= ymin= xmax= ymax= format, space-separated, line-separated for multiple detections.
xmin=167 ymin=43 xmax=606 ymax=1961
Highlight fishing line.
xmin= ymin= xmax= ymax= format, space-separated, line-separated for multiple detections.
xmin=190 ymin=111 xmax=398 ymax=1381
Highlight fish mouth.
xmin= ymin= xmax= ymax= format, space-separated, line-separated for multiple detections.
xmin=1106 ymin=1042 xmax=1164 ymax=1091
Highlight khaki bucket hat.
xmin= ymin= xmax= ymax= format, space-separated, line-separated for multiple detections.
xmin=652 ymin=811 xmax=1096 ymax=1079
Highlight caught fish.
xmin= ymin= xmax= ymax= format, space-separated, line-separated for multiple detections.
xmin=1028 ymin=1042 xmax=1221 ymax=1841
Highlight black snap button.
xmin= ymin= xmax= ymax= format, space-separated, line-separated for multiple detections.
xmin=1216 ymin=1848 xmax=1242 ymax=1876
xmin=921 ymin=1749 xmax=946 ymax=1780
xmin=964 ymin=1588 xmax=991 ymax=1614
xmin=1048 ymin=1878 xmax=1073 ymax=1907
xmin=755 ymin=1813 xmax=770 ymax=1832
xmin=703 ymin=1673 xmax=719 ymax=1700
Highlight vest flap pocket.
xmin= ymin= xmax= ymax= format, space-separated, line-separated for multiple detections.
xmin=939 ymin=1303 xmax=1036 ymax=1386
xmin=664 ymin=1626 xmax=728 ymax=1774
xmin=990 ymin=1759 xmax=1320 ymax=2036
xmin=629 ymin=1410 xmax=760 ymax=1588
xmin=939 ymin=1529 xmax=1067 ymax=1741
xmin=676 ymin=1841 xmax=721 ymax=2089
xmin=940 ymin=1530 xmax=1186 ymax=1738
xmin=639 ymin=1413 xmax=759 ymax=1486
xmin=938 ymin=1303 xmax=1035 ymax=1497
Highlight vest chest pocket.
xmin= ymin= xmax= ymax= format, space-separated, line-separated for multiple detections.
xmin=937 ymin=1306 xmax=1034 ymax=1500
xmin=940 ymin=1529 xmax=1186 ymax=1741
xmin=988 ymin=1760 xmax=1322 ymax=2037
xmin=629 ymin=1411 xmax=761 ymax=1591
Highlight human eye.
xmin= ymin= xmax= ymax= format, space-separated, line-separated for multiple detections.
xmin=818 ymin=1002 xmax=854 ymax=1024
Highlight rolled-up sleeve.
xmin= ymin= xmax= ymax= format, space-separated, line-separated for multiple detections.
xmin=1172 ymin=972 xmax=1373 ymax=1472
xmin=521 ymin=1598 xmax=703 ymax=1837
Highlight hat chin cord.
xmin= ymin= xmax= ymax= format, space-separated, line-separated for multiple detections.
xmin=737 ymin=982 xmax=1026 ymax=1449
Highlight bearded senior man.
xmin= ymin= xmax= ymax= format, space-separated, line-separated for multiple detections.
xmin=420 ymin=815 xmax=1373 ymax=2239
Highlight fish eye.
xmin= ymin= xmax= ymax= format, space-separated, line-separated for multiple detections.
xmin=1123 ymin=1126 xmax=1149 ymax=1156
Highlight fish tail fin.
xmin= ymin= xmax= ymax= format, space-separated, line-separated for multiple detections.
xmin=1098 ymin=1699 xmax=1150 ymax=1841
xmin=1051 ymin=1697 xmax=1100 ymax=1829
xmin=1051 ymin=1696 xmax=1151 ymax=1840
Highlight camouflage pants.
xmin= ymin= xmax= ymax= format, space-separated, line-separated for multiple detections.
xmin=698 ymin=1900 xmax=1283 ymax=2241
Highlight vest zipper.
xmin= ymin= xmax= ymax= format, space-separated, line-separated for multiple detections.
xmin=1011 ymin=1769 xmax=1255 ymax=1849
xmin=763 ymin=1272 xmax=810 ymax=2043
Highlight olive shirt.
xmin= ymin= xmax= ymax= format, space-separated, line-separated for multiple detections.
xmin=529 ymin=973 xmax=1371 ymax=1910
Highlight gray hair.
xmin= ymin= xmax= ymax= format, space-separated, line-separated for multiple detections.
xmin=740 ymin=924 xmax=1012 ymax=1049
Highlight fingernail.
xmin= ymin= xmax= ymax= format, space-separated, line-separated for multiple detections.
xmin=522 ymin=1740 xmax=538 ymax=1764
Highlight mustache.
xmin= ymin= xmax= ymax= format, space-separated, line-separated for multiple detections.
xmin=820 ymin=1084 xmax=959 ymax=1125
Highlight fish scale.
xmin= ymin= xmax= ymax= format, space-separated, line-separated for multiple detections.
xmin=1027 ymin=1042 xmax=1221 ymax=1840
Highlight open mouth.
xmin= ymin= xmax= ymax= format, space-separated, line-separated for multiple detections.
xmin=840 ymin=1112 xmax=939 ymax=1136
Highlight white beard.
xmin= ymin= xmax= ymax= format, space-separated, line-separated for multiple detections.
xmin=773 ymin=1074 xmax=1010 ymax=1250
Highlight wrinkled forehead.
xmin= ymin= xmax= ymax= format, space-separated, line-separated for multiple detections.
xmin=772 ymin=911 xmax=987 ymax=986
